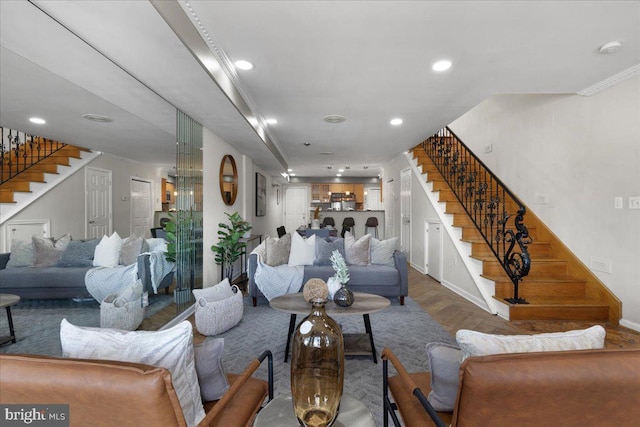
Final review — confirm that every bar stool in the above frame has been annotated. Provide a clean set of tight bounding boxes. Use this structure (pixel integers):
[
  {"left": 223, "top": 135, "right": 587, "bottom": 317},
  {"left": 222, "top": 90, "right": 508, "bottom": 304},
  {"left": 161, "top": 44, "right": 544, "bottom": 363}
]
[
  {"left": 322, "top": 217, "right": 335, "bottom": 227},
  {"left": 365, "top": 217, "right": 379, "bottom": 238},
  {"left": 341, "top": 217, "right": 355, "bottom": 238}
]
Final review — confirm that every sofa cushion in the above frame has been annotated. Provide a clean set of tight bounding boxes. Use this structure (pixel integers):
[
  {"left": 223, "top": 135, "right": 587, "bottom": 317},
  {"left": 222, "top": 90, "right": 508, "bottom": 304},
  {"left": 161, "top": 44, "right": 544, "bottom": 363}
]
[
  {"left": 456, "top": 325, "right": 606, "bottom": 361},
  {"left": 314, "top": 237, "right": 345, "bottom": 265},
  {"left": 344, "top": 231, "right": 371, "bottom": 265},
  {"left": 93, "top": 232, "right": 123, "bottom": 267},
  {"left": 265, "top": 233, "right": 291, "bottom": 266},
  {"left": 6, "top": 240, "right": 34, "bottom": 268},
  {"left": 194, "top": 337, "right": 229, "bottom": 401},
  {"left": 370, "top": 237, "right": 398, "bottom": 267},
  {"left": 119, "top": 235, "right": 144, "bottom": 266},
  {"left": 33, "top": 234, "right": 71, "bottom": 267},
  {"left": 288, "top": 232, "right": 316, "bottom": 266},
  {"left": 57, "top": 239, "right": 99, "bottom": 267},
  {"left": 60, "top": 319, "right": 206, "bottom": 427},
  {"left": 425, "top": 342, "right": 462, "bottom": 411}
]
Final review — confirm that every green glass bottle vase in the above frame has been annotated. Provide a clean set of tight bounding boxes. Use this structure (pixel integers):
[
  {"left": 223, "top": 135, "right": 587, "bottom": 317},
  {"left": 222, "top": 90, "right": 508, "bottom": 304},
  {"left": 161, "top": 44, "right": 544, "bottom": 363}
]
[{"left": 291, "top": 298, "right": 344, "bottom": 427}]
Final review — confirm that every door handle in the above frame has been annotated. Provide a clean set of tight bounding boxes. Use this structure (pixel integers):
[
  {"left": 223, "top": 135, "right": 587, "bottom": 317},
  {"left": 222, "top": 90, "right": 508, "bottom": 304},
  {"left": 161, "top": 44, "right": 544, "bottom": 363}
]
[{"left": 88, "top": 220, "right": 96, "bottom": 224}]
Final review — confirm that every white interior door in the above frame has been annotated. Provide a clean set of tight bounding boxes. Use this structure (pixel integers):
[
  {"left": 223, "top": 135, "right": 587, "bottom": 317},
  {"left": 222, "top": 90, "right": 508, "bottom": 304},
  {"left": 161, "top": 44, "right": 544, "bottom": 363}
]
[
  {"left": 365, "top": 188, "right": 383, "bottom": 211},
  {"left": 3, "top": 219, "right": 50, "bottom": 251},
  {"left": 131, "top": 178, "right": 152, "bottom": 237},
  {"left": 427, "top": 220, "right": 442, "bottom": 281},
  {"left": 86, "top": 167, "right": 112, "bottom": 239},
  {"left": 400, "top": 168, "right": 411, "bottom": 254},
  {"left": 284, "top": 186, "right": 308, "bottom": 235}
]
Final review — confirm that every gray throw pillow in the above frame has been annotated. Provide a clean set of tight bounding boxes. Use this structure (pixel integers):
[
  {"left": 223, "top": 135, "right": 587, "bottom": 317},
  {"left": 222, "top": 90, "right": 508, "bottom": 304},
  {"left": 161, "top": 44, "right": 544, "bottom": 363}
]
[
  {"left": 265, "top": 233, "right": 291, "bottom": 266},
  {"left": 314, "top": 237, "right": 345, "bottom": 265},
  {"left": 426, "top": 342, "right": 462, "bottom": 412},
  {"left": 119, "top": 235, "right": 144, "bottom": 266},
  {"left": 194, "top": 337, "right": 229, "bottom": 401},
  {"left": 370, "top": 237, "right": 398, "bottom": 266},
  {"left": 344, "top": 231, "right": 371, "bottom": 265},
  {"left": 6, "top": 240, "right": 34, "bottom": 268},
  {"left": 57, "top": 239, "right": 99, "bottom": 267},
  {"left": 32, "top": 234, "right": 71, "bottom": 267}
]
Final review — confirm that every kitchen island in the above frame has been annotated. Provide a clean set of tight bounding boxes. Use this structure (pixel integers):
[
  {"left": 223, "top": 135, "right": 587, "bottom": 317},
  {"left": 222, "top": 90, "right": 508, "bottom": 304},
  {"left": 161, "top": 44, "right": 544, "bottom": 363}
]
[{"left": 309, "top": 210, "right": 385, "bottom": 239}]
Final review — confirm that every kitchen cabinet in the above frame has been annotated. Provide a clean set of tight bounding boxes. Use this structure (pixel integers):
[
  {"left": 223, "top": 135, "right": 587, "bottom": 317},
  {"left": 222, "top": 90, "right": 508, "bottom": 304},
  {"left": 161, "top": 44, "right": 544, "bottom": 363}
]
[
  {"left": 312, "top": 184, "right": 331, "bottom": 202},
  {"left": 353, "top": 184, "right": 364, "bottom": 203},
  {"left": 162, "top": 178, "right": 176, "bottom": 206}
]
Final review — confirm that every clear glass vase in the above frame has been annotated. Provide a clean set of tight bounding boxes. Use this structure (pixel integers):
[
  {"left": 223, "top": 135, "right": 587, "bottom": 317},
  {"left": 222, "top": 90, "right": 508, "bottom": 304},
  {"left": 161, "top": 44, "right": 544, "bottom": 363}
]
[{"left": 291, "top": 298, "right": 344, "bottom": 427}]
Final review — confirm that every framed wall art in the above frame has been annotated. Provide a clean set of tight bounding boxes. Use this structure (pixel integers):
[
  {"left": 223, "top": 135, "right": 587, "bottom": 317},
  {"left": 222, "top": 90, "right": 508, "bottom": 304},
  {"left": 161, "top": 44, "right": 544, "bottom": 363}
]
[{"left": 256, "top": 172, "right": 266, "bottom": 216}]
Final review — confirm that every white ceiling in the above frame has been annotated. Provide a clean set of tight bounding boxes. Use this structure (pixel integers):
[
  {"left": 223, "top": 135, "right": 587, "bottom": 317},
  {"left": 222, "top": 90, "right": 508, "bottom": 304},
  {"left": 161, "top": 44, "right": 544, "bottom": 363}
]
[{"left": 1, "top": 1, "right": 639, "bottom": 179}]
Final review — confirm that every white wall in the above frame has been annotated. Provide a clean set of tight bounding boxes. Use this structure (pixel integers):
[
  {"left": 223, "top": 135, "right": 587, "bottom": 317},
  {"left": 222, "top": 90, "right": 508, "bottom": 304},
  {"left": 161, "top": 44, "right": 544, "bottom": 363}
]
[
  {"left": 1, "top": 152, "right": 164, "bottom": 250},
  {"left": 449, "top": 75, "right": 640, "bottom": 329},
  {"left": 202, "top": 127, "right": 283, "bottom": 286}
]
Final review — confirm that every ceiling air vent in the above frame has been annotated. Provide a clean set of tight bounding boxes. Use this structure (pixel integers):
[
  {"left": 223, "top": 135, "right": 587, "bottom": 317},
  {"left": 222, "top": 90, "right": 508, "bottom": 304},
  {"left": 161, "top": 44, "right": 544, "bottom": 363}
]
[
  {"left": 320, "top": 152, "right": 334, "bottom": 155},
  {"left": 323, "top": 115, "right": 346, "bottom": 124},
  {"left": 82, "top": 113, "right": 113, "bottom": 123}
]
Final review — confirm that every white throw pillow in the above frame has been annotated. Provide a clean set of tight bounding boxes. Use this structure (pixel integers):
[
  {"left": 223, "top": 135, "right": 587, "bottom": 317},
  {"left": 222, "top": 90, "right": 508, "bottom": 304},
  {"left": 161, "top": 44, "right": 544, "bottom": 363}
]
[
  {"left": 288, "top": 232, "right": 316, "bottom": 266},
  {"left": 192, "top": 278, "right": 234, "bottom": 303},
  {"left": 194, "top": 337, "right": 229, "bottom": 401},
  {"left": 145, "top": 237, "right": 168, "bottom": 253},
  {"left": 456, "top": 325, "right": 606, "bottom": 361},
  {"left": 60, "top": 319, "right": 205, "bottom": 427},
  {"left": 93, "top": 232, "right": 123, "bottom": 267}
]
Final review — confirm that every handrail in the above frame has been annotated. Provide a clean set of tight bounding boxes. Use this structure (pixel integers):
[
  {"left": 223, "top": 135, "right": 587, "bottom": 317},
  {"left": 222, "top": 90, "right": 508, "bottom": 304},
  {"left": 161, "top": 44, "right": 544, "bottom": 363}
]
[
  {"left": 1, "top": 127, "right": 67, "bottom": 185},
  {"left": 421, "top": 127, "right": 531, "bottom": 303}
]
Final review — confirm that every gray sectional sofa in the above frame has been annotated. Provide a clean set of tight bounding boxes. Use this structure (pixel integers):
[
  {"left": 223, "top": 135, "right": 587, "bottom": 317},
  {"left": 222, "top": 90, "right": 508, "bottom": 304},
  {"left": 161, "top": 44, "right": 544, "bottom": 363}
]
[
  {"left": 0, "top": 253, "right": 173, "bottom": 300},
  {"left": 248, "top": 250, "right": 408, "bottom": 306}
]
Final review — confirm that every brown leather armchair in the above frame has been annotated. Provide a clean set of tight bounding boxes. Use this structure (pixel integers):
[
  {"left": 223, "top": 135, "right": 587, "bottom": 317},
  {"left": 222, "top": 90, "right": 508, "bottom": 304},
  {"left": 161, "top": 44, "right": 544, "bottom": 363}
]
[
  {"left": 382, "top": 347, "right": 640, "bottom": 427},
  {"left": 0, "top": 350, "right": 274, "bottom": 427}
]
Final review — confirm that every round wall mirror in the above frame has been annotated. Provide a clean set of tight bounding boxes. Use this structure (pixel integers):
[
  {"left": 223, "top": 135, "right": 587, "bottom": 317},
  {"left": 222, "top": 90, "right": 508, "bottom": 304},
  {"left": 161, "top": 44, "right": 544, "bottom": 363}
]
[{"left": 219, "top": 154, "right": 238, "bottom": 205}]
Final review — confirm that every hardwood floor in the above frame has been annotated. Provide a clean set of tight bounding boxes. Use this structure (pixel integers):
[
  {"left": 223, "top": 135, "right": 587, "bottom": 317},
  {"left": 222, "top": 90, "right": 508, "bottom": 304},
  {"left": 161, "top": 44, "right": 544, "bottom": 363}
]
[
  {"left": 409, "top": 267, "right": 640, "bottom": 348},
  {"left": 143, "top": 267, "right": 639, "bottom": 348}
]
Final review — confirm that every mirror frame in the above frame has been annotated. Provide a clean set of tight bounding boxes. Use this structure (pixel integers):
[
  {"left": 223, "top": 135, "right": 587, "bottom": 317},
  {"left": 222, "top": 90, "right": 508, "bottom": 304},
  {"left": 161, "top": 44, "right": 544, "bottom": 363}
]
[{"left": 219, "top": 154, "right": 238, "bottom": 206}]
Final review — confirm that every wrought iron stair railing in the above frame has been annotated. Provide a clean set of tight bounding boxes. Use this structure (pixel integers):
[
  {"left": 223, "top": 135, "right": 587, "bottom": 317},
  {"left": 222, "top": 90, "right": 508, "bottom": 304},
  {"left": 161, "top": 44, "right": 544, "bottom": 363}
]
[
  {"left": 421, "top": 127, "right": 532, "bottom": 304},
  {"left": 1, "top": 127, "right": 68, "bottom": 185}
]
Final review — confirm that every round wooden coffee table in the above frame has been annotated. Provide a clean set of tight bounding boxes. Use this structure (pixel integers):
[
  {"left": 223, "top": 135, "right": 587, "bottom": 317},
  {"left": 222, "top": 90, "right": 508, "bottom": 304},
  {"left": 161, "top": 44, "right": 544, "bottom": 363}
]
[
  {"left": 0, "top": 293, "right": 20, "bottom": 345},
  {"left": 270, "top": 292, "right": 390, "bottom": 363}
]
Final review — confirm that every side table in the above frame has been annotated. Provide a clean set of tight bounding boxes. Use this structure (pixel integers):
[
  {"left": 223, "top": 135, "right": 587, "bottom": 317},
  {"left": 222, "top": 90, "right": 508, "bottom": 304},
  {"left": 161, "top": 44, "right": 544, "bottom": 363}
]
[
  {"left": 253, "top": 392, "right": 375, "bottom": 427},
  {"left": 0, "top": 293, "right": 20, "bottom": 345}
]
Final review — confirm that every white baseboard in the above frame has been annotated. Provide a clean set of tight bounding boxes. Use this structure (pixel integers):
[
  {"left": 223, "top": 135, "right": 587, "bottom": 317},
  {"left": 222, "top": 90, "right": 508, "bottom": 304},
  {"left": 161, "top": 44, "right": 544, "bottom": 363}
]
[
  {"left": 440, "top": 279, "right": 492, "bottom": 313},
  {"left": 620, "top": 318, "right": 640, "bottom": 333},
  {"left": 410, "top": 262, "right": 426, "bottom": 275}
]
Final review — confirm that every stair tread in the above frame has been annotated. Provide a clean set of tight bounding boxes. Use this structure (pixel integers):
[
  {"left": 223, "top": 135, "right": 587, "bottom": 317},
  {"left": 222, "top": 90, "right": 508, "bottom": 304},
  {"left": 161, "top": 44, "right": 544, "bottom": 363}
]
[
  {"left": 496, "top": 295, "right": 606, "bottom": 306},
  {"left": 472, "top": 254, "right": 563, "bottom": 263},
  {"left": 483, "top": 273, "right": 585, "bottom": 283}
]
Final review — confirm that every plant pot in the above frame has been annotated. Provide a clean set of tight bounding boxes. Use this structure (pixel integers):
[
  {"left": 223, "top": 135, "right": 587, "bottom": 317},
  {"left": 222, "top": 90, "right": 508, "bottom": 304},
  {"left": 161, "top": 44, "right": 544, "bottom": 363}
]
[{"left": 311, "top": 219, "right": 320, "bottom": 229}]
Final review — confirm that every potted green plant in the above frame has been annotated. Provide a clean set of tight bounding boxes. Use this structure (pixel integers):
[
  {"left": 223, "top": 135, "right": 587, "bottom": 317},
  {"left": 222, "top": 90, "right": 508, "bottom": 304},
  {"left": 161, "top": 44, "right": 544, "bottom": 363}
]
[
  {"left": 163, "top": 213, "right": 177, "bottom": 263},
  {"left": 211, "top": 212, "right": 252, "bottom": 281}
]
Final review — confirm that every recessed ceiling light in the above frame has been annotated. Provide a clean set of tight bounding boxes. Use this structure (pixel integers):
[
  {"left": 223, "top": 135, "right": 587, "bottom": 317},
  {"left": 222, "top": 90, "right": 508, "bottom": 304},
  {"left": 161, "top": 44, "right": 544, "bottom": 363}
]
[
  {"left": 323, "top": 114, "right": 346, "bottom": 123},
  {"left": 287, "top": 168, "right": 293, "bottom": 172},
  {"left": 29, "top": 117, "right": 46, "bottom": 124},
  {"left": 265, "top": 118, "right": 278, "bottom": 125},
  {"left": 336, "top": 173, "right": 342, "bottom": 177},
  {"left": 338, "top": 169, "right": 345, "bottom": 173},
  {"left": 390, "top": 118, "right": 403, "bottom": 126},
  {"left": 599, "top": 41, "right": 622, "bottom": 54},
  {"left": 290, "top": 173, "right": 296, "bottom": 177},
  {"left": 304, "top": 142, "right": 311, "bottom": 146},
  {"left": 432, "top": 60, "right": 452, "bottom": 72},
  {"left": 82, "top": 113, "right": 113, "bottom": 123},
  {"left": 234, "top": 60, "right": 254, "bottom": 70}
]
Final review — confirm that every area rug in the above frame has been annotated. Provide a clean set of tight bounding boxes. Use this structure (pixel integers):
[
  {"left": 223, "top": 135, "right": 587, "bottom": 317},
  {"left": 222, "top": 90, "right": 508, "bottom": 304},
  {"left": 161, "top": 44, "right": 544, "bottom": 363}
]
[
  {"left": 216, "top": 296, "right": 455, "bottom": 425},
  {"left": 0, "top": 294, "right": 454, "bottom": 426},
  {"left": 0, "top": 294, "right": 174, "bottom": 356}
]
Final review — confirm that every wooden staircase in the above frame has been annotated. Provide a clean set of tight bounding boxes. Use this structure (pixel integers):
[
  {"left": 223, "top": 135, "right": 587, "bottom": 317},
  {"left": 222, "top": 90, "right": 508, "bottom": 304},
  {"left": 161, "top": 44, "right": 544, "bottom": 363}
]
[
  {"left": 412, "top": 146, "right": 621, "bottom": 325},
  {"left": 1, "top": 144, "right": 89, "bottom": 203}
]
